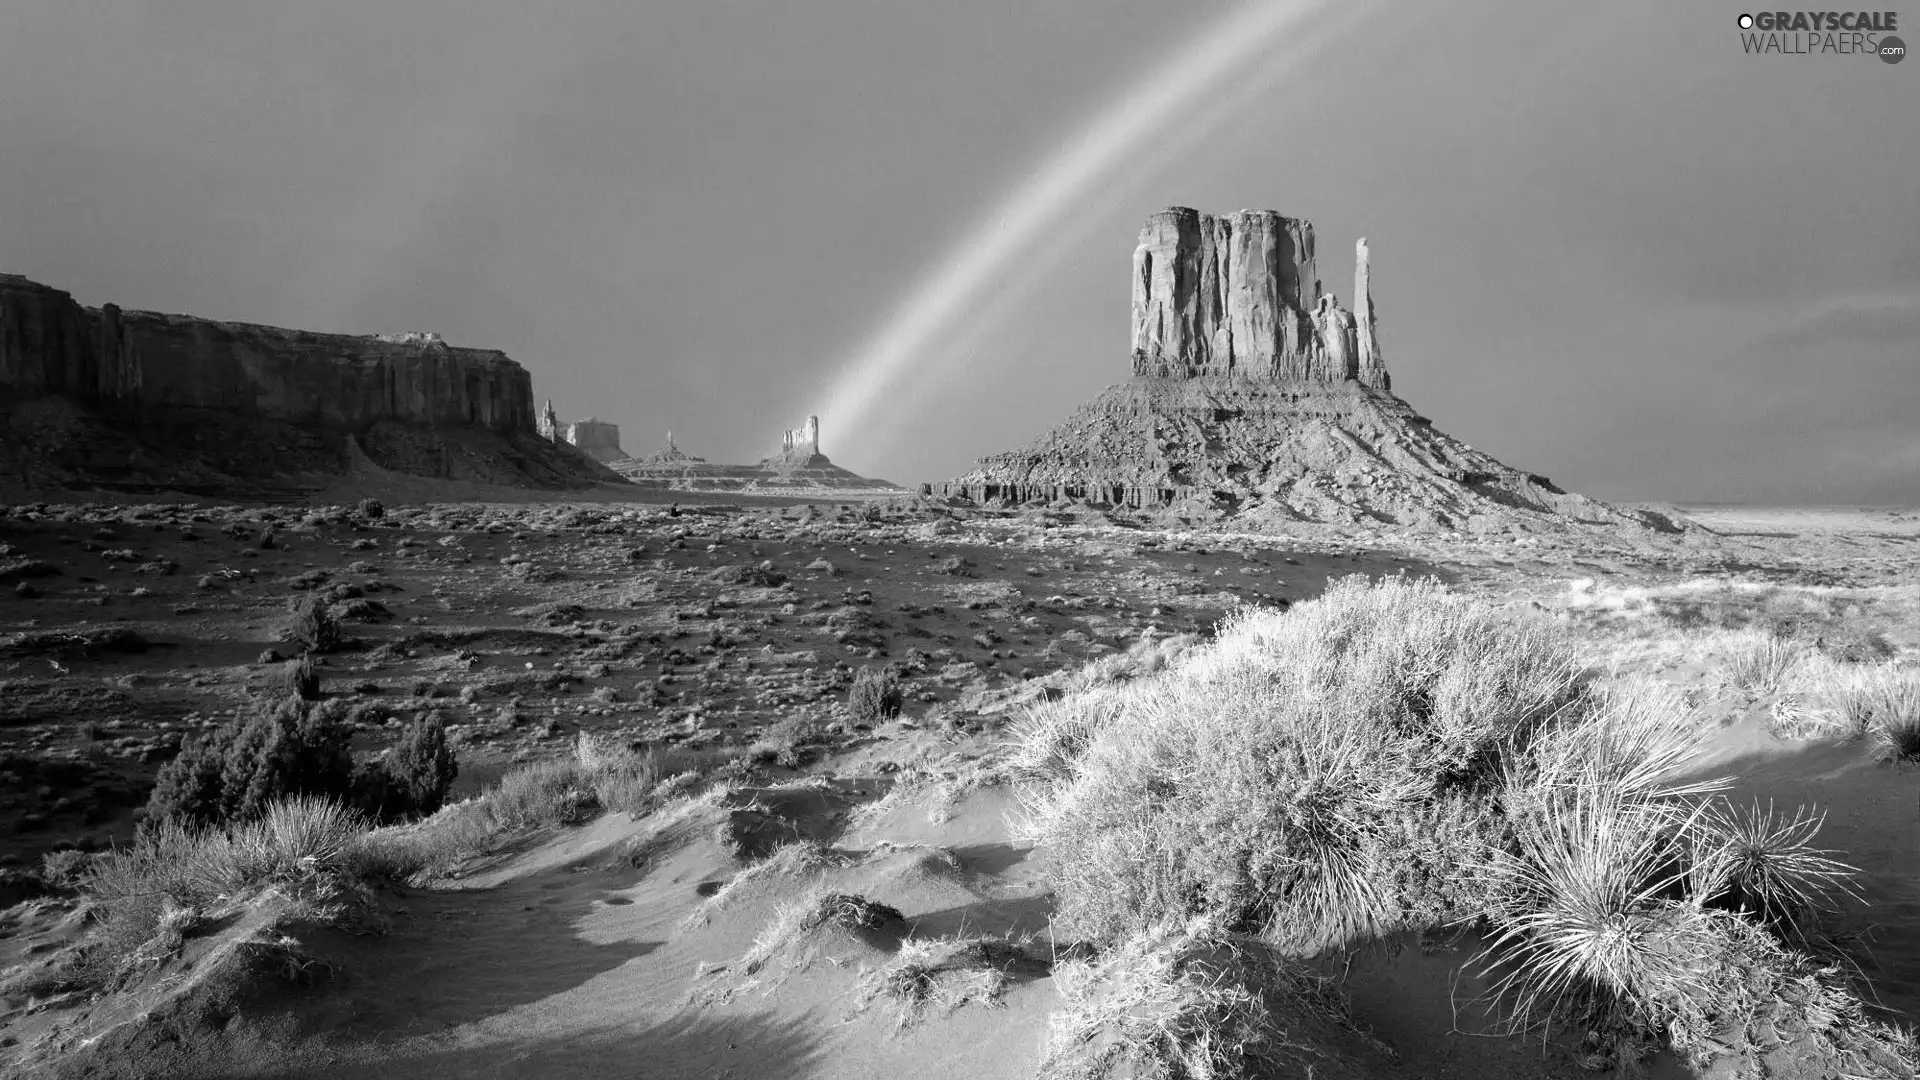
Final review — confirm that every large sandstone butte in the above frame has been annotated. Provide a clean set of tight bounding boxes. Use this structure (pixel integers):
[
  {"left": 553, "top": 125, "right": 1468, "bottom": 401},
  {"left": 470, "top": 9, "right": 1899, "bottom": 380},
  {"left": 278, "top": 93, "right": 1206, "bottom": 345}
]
[
  {"left": 928, "top": 207, "right": 1681, "bottom": 533},
  {"left": 0, "top": 273, "right": 619, "bottom": 495}
]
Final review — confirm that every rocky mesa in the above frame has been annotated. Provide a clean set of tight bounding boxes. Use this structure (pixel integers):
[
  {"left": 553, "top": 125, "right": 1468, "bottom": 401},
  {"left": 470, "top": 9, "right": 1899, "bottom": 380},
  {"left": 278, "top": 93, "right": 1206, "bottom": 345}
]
[
  {"left": 0, "top": 274, "right": 619, "bottom": 495},
  {"left": 928, "top": 207, "right": 1683, "bottom": 535}
]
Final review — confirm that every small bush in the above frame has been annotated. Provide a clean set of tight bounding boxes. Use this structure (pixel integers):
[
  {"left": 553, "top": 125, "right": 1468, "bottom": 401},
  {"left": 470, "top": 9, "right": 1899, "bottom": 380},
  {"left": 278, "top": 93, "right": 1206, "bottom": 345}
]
[
  {"left": 145, "top": 696, "right": 356, "bottom": 830},
  {"left": 288, "top": 596, "right": 342, "bottom": 654},
  {"left": 847, "top": 665, "right": 904, "bottom": 725},
  {"left": 83, "top": 796, "right": 368, "bottom": 982},
  {"left": 486, "top": 757, "right": 598, "bottom": 829},
  {"left": 1849, "top": 668, "right": 1920, "bottom": 764},
  {"left": 40, "top": 848, "right": 96, "bottom": 890},
  {"left": 1025, "top": 576, "right": 1581, "bottom": 952},
  {"left": 356, "top": 498, "right": 385, "bottom": 519},
  {"left": 271, "top": 656, "right": 321, "bottom": 700},
  {"left": 1041, "top": 927, "right": 1364, "bottom": 1080},
  {"left": 356, "top": 713, "right": 459, "bottom": 823},
  {"left": 857, "top": 935, "right": 1037, "bottom": 1027},
  {"left": 0, "top": 557, "right": 61, "bottom": 583},
  {"left": 574, "top": 732, "right": 720, "bottom": 816}
]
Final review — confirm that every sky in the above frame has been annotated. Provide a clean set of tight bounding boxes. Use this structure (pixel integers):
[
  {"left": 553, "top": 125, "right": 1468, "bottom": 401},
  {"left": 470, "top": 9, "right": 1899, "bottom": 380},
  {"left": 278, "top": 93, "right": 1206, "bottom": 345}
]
[{"left": 1, "top": 0, "right": 1915, "bottom": 504}]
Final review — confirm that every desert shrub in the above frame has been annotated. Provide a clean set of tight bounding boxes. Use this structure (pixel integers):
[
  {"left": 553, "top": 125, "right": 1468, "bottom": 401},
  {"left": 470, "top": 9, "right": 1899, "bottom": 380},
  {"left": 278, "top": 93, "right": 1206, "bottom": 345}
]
[
  {"left": 485, "top": 757, "right": 597, "bottom": 828},
  {"left": 1685, "top": 798, "right": 1858, "bottom": 934},
  {"left": 145, "top": 696, "right": 356, "bottom": 830},
  {"left": 857, "top": 935, "right": 1039, "bottom": 1027},
  {"left": 1815, "top": 626, "right": 1895, "bottom": 665},
  {"left": 1023, "top": 575, "right": 1582, "bottom": 952},
  {"left": 335, "top": 597, "right": 391, "bottom": 621},
  {"left": 355, "top": 713, "right": 460, "bottom": 823},
  {"left": 1851, "top": 668, "right": 1920, "bottom": 764},
  {"left": 847, "top": 665, "right": 904, "bottom": 724},
  {"left": 356, "top": 498, "right": 384, "bottom": 519},
  {"left": 287, "top": 595, "right": 342, "bottom": 654},
  {"left": 347, "top": 798, "right": 496, "bottom": 883},
  {"left": 271, "top": 656, "right": 321, "bottom": 700},
  {"left": 709, "top": 562, "right": 787, "bottom": 587},
  {"left": 83, "top": 796, "right": 367, "bottom": 983},
  {"left": 1041, "top": 926, "right": 1365, "bottom": 1080},
  {"left": 573, "top": 732, "right": 721, "bottom": 816},
  {"left": 1471, "top": 774, "right": 1900, "bottom": 1070},
  {"left": 1721, "top": 629, "right": 1803, "bottom": 695},
  {"left": 40, "top": 848, "right": 96, "bottom": 890},
  {"left": 0, "top": 557, "right": 61, "bottom": 583}
]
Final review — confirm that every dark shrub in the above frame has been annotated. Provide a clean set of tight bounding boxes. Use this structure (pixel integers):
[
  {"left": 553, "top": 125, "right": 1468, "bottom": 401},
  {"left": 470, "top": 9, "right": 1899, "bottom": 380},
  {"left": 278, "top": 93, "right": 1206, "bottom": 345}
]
[
  {"left": 357, "top": 498, "right": 385, "bottom": 519},
  {"left": 272, "top": 656, "right": 321, "bottom": 700},
  {"left": 288, "top": 596, "right": 342, "bottom": 654},
  {"left": 847, "top": 665, "right": 904, "bottom": 725},
  {"left": 145, "top": 696, "right": 355, "bottom": 830},
  {"left": 357, "top": 714, "right": 460, "bottom": 823}
]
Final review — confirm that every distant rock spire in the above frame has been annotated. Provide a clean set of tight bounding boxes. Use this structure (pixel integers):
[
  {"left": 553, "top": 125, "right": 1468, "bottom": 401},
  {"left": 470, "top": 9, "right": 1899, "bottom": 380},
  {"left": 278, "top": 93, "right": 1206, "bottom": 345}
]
[{"left": 1355, "top": 238, "right": 1386, "bottom": 391}]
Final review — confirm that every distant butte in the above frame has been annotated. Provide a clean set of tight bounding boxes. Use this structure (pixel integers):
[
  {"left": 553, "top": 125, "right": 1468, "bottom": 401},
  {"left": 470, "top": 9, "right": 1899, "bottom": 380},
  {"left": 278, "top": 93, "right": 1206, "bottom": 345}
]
[
  {"left": 925, "top": 207, "right": 1685, "bottom": 535},
  {"left": 614, "top": 415, "right": 899, "bottom": 494}
]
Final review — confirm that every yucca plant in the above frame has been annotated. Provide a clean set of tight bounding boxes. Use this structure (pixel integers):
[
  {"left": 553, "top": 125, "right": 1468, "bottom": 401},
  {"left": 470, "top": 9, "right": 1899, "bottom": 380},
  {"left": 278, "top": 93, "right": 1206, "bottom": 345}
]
[
  {"left": 1472, "top": 781, "right": 1713, "bottom": 1028},
  {"left": 1683, "top": 798, "right": 1859, "bottom": 936}
]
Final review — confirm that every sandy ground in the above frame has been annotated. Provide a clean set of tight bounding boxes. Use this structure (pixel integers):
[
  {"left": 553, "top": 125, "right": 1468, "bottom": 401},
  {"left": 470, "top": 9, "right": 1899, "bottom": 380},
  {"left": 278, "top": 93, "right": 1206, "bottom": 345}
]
[{"left": 1, "top": 499, "right": 1916, "bottom": 1078}]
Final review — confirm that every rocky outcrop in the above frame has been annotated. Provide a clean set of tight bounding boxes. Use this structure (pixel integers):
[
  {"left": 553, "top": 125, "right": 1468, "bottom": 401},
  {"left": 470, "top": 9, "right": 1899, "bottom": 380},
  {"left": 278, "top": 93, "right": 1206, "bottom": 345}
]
[
  {"left": 928, "top": 208, "right": 1679, "bottom": 534},
  {"left": 780, "top": 416, "right": 820, "bottom": 456},
  {"left": 0, "top": 273, "right": 616, "bottom": 494},
  {"left": 536, "top": 400, "right": 626, "bottom": 462},
  {"left": 613, "top": 417, "right": 899, "bottom": 493},
  {"left": 1128, "top": 208, "right": 1385, "bottom": 388}
]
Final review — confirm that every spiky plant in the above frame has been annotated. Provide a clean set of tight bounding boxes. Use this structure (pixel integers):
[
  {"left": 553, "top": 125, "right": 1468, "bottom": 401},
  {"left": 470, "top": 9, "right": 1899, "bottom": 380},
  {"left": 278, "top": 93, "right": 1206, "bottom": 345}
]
[
  {"left": 1685, "top": 798, "right": 1860, "bottom": 934},
  {"left": 1721, "top": 629, "right": 1802, "bottom": 696},
  {"left": 1473, "top": 781, "right": 1713, "bottom": 1029}
]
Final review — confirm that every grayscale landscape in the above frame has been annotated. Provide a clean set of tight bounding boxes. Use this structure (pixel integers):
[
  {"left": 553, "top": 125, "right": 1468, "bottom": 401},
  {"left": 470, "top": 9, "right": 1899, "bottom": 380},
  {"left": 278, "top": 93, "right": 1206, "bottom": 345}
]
[{"left": 1, "top": 4, "right": 1915, "bottom": 1079}]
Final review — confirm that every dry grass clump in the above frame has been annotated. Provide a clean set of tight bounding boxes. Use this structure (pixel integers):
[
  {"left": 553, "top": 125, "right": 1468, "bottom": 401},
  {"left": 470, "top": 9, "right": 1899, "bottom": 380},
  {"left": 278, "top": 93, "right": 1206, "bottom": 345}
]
[
  {"left": 1720, "top": 628, "right": 1805, "bottom": 695},
  {"left": 80, "top": 796, "right": 382, "bottom": 986},
  {"left": 727, "top": 887, "right": 906, "bottom": 988},
  {"left": 855, "top": 935, "right": 1042, "bottom": 1028},
  {"left": 1022, "top": 576, "right": 1916, "bottom": 1075},
  {"left": 1766, "top": 660, "right": 1920, "bottom": 748},
  {"left": 1023, "top": 574, "right": 1582, "bottom": 952},
  {"left": 683, "top": 839, "right": 853, "bottom": 928},
  {"left": 348, "top": 735, "right": 730, "bottom": 880},
  {"left": 1040, "top": 924, "right": 1370, "bottom": 1080},
  {"left": 485, "top": 733, "right": 722, "bottom": 829},
  {"left": 1845, "top": 667, "right": 1920, "bottom": 764}
]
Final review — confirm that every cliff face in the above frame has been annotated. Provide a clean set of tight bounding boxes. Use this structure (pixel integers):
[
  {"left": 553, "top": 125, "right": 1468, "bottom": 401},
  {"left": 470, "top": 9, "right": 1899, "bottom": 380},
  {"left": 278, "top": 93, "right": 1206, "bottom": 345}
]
[
  {"left": 1129, "top": 208, "right": 1385, "bottom": 389},
  {"left": 1, "top": 275, "right": 534, "bottom": 433},
  {"left": 0, "top": 273, "right": 615, "bottom": 494}
]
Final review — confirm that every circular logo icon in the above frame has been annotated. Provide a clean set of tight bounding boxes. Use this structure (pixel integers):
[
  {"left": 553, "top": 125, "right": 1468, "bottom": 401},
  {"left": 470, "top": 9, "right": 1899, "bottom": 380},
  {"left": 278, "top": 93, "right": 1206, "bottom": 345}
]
[
  {"left": 1881, "top": 34, "right": 1906, "bottom": 63},
  {"left": 1738, "top": 13, "right": 1754, "bottom": 28}
]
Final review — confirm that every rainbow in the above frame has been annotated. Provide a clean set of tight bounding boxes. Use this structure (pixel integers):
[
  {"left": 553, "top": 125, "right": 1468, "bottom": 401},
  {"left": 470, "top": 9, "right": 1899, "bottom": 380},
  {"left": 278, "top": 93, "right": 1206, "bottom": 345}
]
[{"left": 818, "top": 0, "right": 1375, "bottom": 465}]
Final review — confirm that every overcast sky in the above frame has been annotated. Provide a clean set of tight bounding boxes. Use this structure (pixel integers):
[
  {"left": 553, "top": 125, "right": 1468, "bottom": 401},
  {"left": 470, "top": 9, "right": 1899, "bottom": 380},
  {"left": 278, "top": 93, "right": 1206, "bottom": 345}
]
[{"left": 2, "top": 0, "right": 1915, "bottom": 504}]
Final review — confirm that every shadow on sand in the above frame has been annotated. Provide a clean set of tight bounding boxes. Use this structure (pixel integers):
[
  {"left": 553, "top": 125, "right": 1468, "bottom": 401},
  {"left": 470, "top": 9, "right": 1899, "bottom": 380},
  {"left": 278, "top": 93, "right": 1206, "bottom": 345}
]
[{"left": 237, "top": 1010, "right": 829, "bottom": 1080}]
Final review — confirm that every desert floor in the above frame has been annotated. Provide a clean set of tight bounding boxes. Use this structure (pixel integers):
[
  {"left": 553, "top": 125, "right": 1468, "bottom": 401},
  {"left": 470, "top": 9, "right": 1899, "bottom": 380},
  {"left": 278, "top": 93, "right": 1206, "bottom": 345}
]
[{"left": 1, "top": 496, "right": 1915, "bottom": 1078}]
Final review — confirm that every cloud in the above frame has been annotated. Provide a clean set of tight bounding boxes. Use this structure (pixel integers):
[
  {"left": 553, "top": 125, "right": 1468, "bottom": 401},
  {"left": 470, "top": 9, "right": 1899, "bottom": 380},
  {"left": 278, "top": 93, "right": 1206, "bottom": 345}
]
[{"left": 1756, "top": 298, "right": 1920, "bottom": 350}]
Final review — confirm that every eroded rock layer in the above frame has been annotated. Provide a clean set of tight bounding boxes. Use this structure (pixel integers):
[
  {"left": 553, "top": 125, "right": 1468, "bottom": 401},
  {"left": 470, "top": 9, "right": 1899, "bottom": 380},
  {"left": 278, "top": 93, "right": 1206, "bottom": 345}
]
[
  {"left": 929, "top": 207, "right": 1679, "bottom": 533},
  {"left": 0, "top": 274, "right": 617, "bottom": 494}
]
